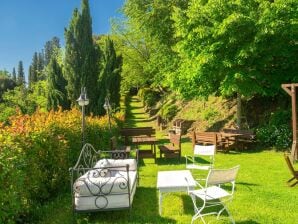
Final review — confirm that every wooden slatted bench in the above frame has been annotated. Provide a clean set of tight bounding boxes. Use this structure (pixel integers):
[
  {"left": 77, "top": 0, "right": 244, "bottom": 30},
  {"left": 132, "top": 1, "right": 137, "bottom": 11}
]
[
  {"left": 190, "top": 131, "right": 217, "bottom": 150},
  {"left": 120, "top": 127, "right": 155, "bottom": 145},
  {"left": 120, "top": 127, "right": 156, "bottom": 162}
]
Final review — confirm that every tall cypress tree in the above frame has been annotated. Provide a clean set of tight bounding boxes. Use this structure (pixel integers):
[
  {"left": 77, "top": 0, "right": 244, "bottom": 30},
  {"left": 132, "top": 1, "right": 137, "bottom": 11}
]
[
  {"left": 44, "top": 37, "right": 60, "bottom": 66},
  {"left": 64, "top": 0, "right": 99, "bottom": 114},
  {"left": 37, "top": 52, "right": 45, "bottom": 80},
  {"left": 99, "top": 38, "right": 122, "bottom": 113},
  {"left": 30, "top": 52, "right": 39, "bottom": 84},
  {"left": 64, "top": 8, "right": 81, "bottom": 106},
  {"left": 17, "top": 60, "right": 25, "bottom": 86},
  {"left": 12, "top": 67, "right": 16, "bottom": 82},
  {"left": 47, "top": 57, "right": 68, "bottom": 110},
  {"left": 28, "top": 65, "right": 33, "bottom": 88}
]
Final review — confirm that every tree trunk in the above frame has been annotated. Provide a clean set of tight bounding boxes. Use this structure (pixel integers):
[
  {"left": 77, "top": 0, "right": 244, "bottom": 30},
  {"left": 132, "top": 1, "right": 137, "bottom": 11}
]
[{"left": 236, "top": 93, "right": 242, "bottom": 129}]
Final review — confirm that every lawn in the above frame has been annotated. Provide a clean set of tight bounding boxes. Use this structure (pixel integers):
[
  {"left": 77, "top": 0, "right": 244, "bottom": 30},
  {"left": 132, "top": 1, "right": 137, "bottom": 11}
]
[{"left": 38, "top": 96, "right": 298, "bottom": 224}]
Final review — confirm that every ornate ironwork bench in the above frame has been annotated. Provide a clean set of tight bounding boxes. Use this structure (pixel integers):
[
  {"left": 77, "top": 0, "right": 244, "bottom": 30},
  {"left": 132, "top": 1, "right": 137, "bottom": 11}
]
[{"left": 69, "top": 143, "right": 139, "bottom": 214}]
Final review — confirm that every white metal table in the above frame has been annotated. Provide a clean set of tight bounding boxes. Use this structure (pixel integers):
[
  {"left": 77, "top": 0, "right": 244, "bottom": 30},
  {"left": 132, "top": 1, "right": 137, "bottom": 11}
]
[{"left": 156, "top": 170, "right": 196, "bottom": 215}]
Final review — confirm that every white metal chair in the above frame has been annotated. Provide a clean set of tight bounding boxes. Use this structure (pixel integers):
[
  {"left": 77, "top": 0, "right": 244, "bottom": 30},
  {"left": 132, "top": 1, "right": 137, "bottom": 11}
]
[
  {"left": 186, "top": 165, "right": 240, "bottom": 224},
  {"left": 185, "top": 144, "right": 216, "bottom": 171}
]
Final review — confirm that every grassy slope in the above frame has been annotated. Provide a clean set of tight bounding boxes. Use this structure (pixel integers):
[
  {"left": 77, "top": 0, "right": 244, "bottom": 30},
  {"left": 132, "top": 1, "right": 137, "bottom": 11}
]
[{"left": 39, "top": 96, "right": 298, "bottom": 224}]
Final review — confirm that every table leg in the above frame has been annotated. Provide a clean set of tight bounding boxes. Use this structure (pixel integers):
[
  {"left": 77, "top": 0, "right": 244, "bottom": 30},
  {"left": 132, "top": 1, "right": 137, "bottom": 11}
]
[
  {"left": 153, "top": 143, "right": 156, "bottom": 163},
  {"left": 159, "top": 190, "right": 162, "bottom": 215}
]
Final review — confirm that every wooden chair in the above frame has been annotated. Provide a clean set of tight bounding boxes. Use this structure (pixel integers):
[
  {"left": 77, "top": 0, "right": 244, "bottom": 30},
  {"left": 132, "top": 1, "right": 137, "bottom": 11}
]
[
  {"left": 284, "top": 153, "right": 298, "bottom": 187},
  {"left": 158, "top": 133, "right": 181, "bottom": 161},
  {"left": 191, "top": 131, "right": 217, "bottom": 149}
]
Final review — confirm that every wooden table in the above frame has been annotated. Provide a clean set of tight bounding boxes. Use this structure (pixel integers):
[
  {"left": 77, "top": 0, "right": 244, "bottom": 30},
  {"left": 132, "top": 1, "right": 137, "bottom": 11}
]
[
  {"left": 157, "top": 170, "right": 196, "bottom": 215},
  {"left": 219, "top": 132, "right": 244, "bottom": 149},
  {"left": 132, "top": 136, "right": 157, "bottom": 162}
]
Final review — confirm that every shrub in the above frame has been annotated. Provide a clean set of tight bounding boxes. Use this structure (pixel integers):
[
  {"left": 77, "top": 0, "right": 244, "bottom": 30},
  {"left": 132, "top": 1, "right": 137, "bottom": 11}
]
[
  {"left": 137, "top": 88, "right": 160, "bottom": 109},
  {"left": 256, "top": 109, "right": 292, "bottom": 150},
  {"left": 200, "top": 107, "right": 220, "bottom": 125},
  {"left": 162, "top": 104, "right": 178, "bottom": 121},
  {"left": 256, "top": 124, "right": 292, "bottom": 149},
  {"left": 0, "top": 108, "right": 123, "bottom": 223}
]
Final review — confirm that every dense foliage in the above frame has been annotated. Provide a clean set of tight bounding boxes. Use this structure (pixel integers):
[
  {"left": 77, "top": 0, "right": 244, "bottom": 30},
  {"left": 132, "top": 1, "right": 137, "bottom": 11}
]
[
  {"left": 0, "top": 70, "right": 16, "bottom": 102},
  {"left": 118, "top": 0, "right": 297, "bottom": 99},
  {"left": 0, "top": 108, "right": 123, "bottom": 223}
]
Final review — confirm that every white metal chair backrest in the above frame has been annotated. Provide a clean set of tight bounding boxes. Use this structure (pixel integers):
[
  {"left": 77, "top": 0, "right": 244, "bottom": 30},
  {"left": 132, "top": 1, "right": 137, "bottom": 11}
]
[
  {"left": 194, "top": 144, "right": 216, "bottom": 156},
  {"left": 207, "top": 165, "right": 240, "bottom": 186}
]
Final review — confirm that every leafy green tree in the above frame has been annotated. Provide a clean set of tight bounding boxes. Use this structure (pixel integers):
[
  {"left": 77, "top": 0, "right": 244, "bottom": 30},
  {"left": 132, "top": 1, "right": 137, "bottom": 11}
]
[
  {"left": 0, "top": 70, "right": 10, "bottom": 77},
  {"left": 47, "top": 57, "right": 68, "bottom": 110},
  {"left": 111, "top": 24, "right": 150, "bottom": 92},
  {"left": 170, "top": 0, "right": 298, "bottom": 127},
  {"left": 119, "top": 0, "right": 188, "bottom": 91},
  {"left": 3, "top": 81, "right": 48, "bottom": 115},
  {"left": 64, "top": 0, "right": 99, "bottom": 114},
  {"left": 172, "top": 0, "right": 297, "bottom": 99},
  {"left": 0, "top": 70, "right": 16, "bottom": 102},
  {"left": 17, "top": 60, "right": 25, "bottom": 86}
]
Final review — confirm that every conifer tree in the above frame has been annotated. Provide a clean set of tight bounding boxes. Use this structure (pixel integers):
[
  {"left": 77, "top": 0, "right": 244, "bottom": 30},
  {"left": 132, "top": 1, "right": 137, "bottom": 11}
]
[
  {"left": 47, "top": 57, "right": 68, "bottom": 110},
  {"left": 30, "top": 52, "right": 39, "bottom": 84},
  {"left": 100, "top": 38, "right": 122, "bottom": 113},
  {"left": 17, "top": 61, "right": 25, "bottom": 86},
  {"left": 64, "top": 0, "right": 99, "bottom": 114},
  {"left": 28, "top": 65, "right": 33, "bottom": 88},
  {"left": 37, "top": 52, "right": 45, "bottom": 80},
  {"left": 44, "top": 37, "right": 60, "bottom": 66},
  {"left": 12, "top": 67, "right": 16, "bottom": 82}
]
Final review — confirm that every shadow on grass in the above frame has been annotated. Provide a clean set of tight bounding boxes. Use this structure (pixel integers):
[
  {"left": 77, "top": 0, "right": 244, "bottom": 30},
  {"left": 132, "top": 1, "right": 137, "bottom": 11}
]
[
  {"left": 237, "top": 220, "right": 260, "bottom": 224},
  {"left": 82, "top": 187, "right": 175, "bottom": 223},
  {"left": 181, "top": 196, "right": 257, "bottom": 223},
  {"left": 155, "top": 157, "right": 185, "bottom": 166}
]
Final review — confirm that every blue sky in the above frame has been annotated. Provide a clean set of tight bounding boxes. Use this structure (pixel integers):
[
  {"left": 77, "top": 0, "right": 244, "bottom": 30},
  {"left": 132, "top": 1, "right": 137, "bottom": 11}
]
[{"left": 0, "top": 0, "right": 124, "bottom": 77}]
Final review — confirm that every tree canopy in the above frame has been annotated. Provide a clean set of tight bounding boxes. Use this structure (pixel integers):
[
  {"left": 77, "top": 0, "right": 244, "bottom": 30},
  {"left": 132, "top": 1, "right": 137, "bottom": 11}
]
[{"left": 116, "top": 0, "right": 298, "bottom": 100}]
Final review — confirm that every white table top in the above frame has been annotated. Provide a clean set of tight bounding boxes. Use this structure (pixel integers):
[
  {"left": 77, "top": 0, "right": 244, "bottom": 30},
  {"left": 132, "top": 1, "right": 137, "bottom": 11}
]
[{"left": 157, "top": 170, "right": 196, "bottom": 192}]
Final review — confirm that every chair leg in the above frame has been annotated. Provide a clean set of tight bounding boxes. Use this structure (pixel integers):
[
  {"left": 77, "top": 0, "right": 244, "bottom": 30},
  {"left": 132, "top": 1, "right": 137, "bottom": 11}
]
[
  {"left": 192, "top": 213, "right": 206, "bottom": 224},
  {"left": 287, "top": 177, "right": 295, "bottom": 183},
  {"left": 217, "top": 203, "right": 235, "bottom": 224},
  {"left": 190, "top": 195, "right": 206, "bottom": 224},
  {"left": 289, "top": 180, "right": 298, "bottom": 187}
]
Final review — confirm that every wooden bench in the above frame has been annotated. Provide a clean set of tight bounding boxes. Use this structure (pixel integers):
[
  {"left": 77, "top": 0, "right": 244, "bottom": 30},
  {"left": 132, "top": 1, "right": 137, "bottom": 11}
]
[
  {"left": 191, "top": 131, "right": 217, "bottom": 150},
  {"left": 158, "top": 133, "right": 181, "bottom": 161},
  {"left": 120, "top": 127, "right": 156, "bottom": 162},
  {"left": 120, "top": 127, "right": 155, "bottom": 145}
]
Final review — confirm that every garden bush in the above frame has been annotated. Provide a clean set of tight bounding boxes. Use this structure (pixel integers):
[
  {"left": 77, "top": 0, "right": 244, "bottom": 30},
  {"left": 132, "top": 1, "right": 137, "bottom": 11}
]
[
  {"left": 256, "top": 109, "right": 292, "bottom": 149},
  {"left": 137, "top": 88, "right": 160, "bottom": 110},
  {"left": 162, "top": 104, "right": 178, "bottom": 122},
  {"left": 0, "top": 108, "right": 123, "bottom": 223},
  {"left": 256, "top": 124, "right": 292, "bottom": 149}
]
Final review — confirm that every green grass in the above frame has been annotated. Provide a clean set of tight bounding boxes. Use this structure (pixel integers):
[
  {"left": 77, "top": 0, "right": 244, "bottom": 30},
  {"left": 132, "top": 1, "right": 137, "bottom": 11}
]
[{"left": 38, "top": 96, "right": 298, "bottom": 224}]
